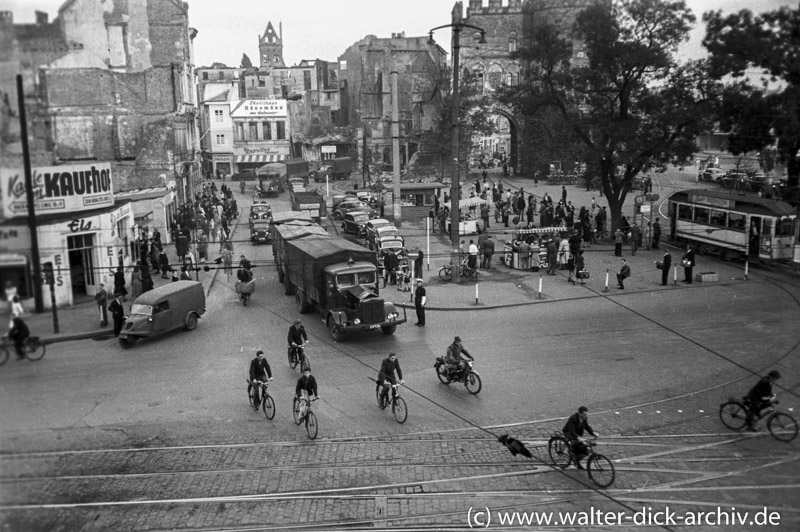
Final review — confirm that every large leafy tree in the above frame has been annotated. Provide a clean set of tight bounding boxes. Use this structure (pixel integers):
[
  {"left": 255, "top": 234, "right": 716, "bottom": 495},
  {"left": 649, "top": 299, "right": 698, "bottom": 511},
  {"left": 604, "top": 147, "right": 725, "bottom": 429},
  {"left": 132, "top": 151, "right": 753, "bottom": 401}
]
[
  {"left": 502, "top": 0, "right": 718, "bottom": 231},
  {"left": 703, "top": 5, "right": 800, "bottom": 189}
]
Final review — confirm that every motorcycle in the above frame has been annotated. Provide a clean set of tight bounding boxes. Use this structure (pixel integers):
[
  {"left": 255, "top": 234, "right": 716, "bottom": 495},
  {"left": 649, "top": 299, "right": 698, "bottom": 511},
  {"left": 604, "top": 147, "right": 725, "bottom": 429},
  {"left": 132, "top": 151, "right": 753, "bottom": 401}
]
[{"left": 434, "top": 357, "right": 482, "bottom": 395}]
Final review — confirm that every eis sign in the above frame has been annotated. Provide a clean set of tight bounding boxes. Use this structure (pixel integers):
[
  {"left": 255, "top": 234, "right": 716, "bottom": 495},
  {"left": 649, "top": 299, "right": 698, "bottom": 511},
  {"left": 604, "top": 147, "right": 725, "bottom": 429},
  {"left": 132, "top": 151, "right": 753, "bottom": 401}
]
[{"left": 1, "top": 163, "right": 114, "bottom": 216}]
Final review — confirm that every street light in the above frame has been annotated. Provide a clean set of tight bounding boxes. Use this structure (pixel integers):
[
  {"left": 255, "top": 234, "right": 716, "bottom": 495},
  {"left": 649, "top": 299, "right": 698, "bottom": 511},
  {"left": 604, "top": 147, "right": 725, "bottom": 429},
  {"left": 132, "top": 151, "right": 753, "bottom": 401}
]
[{"left": 428, "top": 22, "right": 486, "bottom": 282}]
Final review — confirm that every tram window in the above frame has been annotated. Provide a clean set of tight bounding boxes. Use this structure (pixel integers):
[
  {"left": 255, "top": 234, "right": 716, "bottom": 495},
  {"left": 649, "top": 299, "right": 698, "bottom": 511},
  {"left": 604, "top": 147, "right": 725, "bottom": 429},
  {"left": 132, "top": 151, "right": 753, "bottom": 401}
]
[
  {"left": 694, "top": 207, "right": 710, "bottom": 224},
  {"left": 727, "top": 212, "right": 745, "bottom": 232},
  {"left": 777, "top": 218, "right": 794, "bottom": 237},
  {"left": 763, "top": 218, "right": 774, "bottom": 239},
  {"left": 677, "top": 204, "right": 692, "bottom": 221},
  {"left": 709, "top": 209, "right": 726, "bottom": 227}
]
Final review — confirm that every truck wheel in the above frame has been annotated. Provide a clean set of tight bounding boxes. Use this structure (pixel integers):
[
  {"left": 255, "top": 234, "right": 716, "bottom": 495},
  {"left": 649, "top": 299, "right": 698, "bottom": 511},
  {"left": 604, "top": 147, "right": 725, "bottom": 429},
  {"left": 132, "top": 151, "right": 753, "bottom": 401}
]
[
  {"left": 295, "top": 290, "right": 308, "bottom": 314},
  {"left": 285, "top": 280, "right": 294, "bottom": 296},
  {"left": 381, "top": 325, "right": 396, "bottom": 335},
  {"left": 119, "top": 336, "right": 139, "bottom": 349},
  {"left": 327, "top": 317, "right": 344, "bottom": 342},
  {"left": 185, "top": 313, "right": 198, "bottom": 331}
]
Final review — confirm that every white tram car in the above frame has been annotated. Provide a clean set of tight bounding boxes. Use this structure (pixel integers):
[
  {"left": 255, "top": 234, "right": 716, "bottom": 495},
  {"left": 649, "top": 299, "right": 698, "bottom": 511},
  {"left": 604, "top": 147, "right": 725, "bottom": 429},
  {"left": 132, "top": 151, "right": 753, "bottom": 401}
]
[{"left": 667, "top": 189, "right": 798, "bottom": 262}]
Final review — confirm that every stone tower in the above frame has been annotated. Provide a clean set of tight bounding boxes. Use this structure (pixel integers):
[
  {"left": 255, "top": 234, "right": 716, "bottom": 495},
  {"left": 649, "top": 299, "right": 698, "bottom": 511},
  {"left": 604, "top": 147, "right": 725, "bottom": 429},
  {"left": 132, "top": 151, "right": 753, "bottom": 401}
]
[{"left": 259, "top": 21, "right": 284, "bottom": 70}]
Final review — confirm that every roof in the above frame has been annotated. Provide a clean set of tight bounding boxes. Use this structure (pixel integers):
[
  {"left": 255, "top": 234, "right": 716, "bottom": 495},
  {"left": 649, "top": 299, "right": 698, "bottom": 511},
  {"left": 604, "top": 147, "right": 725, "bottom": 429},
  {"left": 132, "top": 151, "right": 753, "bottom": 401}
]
[
  {"left": 669, "top": 189, "right": 796, "bottom": 217},
  {"left": 271, "top": 211, "right": 313, "bottom": 224},
  {"left": 115, "top": 187, "right": 174, "bottom": 201},
  {"left": 133, "top": 281, "right": 202, "bottom": 305},
  {"left": 399, "top": 182, "right": 446, "bottom": 191}
]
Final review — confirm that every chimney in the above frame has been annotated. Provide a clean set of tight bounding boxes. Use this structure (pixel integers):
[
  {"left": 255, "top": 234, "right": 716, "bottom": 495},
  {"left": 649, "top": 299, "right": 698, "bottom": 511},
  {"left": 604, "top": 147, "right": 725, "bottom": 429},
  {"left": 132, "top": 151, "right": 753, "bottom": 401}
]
[
  {"left": 35, "top": 11, "right": 48, "bottom": 25},
  {"left": 0, "top": 11, "right": 13, "bottom": 24}
]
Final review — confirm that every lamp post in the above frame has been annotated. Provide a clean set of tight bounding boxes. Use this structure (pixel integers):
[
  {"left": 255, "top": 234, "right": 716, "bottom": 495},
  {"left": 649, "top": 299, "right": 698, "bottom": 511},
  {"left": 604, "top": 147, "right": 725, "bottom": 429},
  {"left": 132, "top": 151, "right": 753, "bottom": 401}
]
[{"left": 429, "top": 22, "right": 486, "bottom": 282}]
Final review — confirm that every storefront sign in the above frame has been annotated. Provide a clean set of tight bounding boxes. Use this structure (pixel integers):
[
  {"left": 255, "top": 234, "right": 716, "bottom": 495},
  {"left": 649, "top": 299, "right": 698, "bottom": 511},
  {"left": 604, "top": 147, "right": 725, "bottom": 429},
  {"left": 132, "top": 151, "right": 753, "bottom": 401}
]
[
  {"left": 231, "top": 99, "right": 287, "bottom": 118},
  {"left": 1, "top": 163, "right": 114, "bottom": 216},
  {"left": 321, "top": 146, "right": 337, "bottom": 154}
]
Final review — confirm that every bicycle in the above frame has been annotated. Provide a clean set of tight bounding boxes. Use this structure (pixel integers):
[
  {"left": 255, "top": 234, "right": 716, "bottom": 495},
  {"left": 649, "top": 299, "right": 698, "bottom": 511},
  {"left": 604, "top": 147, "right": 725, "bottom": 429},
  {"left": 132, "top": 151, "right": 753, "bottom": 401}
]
[
  {"left": 288, "top": 341, "right": 310, "bottom": 371},
  {"left": 375, "top": 380, "right": 408, "bottom": 424},
  {"left": 0, "top": 336, "right": 46, "bottom": 366},
  {"left": 547, "top": 433, "right": 615, "bottom": 488},
  {"left": 293, "top": 396, "right": 320, "bottom": 439},
  {"left": 438, "top": 259, "right": 478, "bottom": 281},
  {"left": 246, "top": 378, "right": 275, "bottom": 420},
  {"left": 719, "top": 395, "right": 797, "bottom": 442}
]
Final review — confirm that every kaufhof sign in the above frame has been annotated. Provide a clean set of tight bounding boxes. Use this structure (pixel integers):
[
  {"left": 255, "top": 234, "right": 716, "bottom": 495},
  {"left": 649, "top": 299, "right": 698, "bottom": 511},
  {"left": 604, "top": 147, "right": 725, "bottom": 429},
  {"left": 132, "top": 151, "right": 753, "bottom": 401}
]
[{"left": 1, "top": 163, "right": 114, "bottom": 216}]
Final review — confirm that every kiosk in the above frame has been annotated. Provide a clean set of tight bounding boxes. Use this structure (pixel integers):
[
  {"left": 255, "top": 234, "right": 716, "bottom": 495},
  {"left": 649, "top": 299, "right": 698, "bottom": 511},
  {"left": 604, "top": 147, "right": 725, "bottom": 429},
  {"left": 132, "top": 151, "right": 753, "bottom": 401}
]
[{"left": 444, "top": 196, "right": 487, "bottom": 235}]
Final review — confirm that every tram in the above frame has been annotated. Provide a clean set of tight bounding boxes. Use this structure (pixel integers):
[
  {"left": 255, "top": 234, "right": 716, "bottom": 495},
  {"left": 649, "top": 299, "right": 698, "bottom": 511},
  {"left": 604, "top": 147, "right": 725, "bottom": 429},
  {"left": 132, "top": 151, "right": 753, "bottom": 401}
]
[{"left": 667, "top": 189, "right": 798, "bottom": 262}]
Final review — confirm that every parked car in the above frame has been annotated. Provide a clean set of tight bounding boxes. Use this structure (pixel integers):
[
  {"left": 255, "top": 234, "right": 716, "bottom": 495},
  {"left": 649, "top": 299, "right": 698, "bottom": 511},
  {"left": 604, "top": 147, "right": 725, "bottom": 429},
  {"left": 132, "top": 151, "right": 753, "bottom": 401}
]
[
  {"left": 748, "top": 171, "right": 774, "bottom": 192},
  {"left": 720, "top": 171, "right": 750, "bottom": 191},
  {"left": 700, "top": 167, "right": 726, "bottom": 183},
  {"left": 332, "top": 200, "right": 375, "bottom": 220},
  {"left": 377, "top": 235, "right": 405, "bottom": 256},
  {"left": 365, "top": 218, "right": 393, "bottom": 245},
  {"left": 341, "top": 211, "right": 371, "bottom": 236},
  {"left": 118, "top": 282, "right": 205, "bottom": 349},
  {"left": 374, "top": 225, "right": 402, "bottom": 248}
]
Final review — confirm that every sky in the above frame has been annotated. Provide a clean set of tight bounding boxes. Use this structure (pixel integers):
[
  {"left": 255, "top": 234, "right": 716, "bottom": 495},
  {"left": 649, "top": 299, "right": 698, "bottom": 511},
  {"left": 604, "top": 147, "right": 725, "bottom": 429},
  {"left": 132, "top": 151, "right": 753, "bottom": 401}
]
[{"left": 1, "top": 0, "right": 791, "bottom": 68}]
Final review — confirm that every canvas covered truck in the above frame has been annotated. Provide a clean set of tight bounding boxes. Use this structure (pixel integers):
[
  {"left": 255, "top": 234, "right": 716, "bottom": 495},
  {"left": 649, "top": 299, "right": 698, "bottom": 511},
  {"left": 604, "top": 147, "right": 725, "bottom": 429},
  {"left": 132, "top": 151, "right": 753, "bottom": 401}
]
[
  {"left": 289, "top": 186, "right": 327, "bottom": 222},
  {"left": 331, "top": 157, "right": 354, "bottom": 180},
  {"left": 256, "top": 158, "right": 309, "bottom": 197},
  {"left": 272, "top": 224, "right": 406, "bottom": 341}
]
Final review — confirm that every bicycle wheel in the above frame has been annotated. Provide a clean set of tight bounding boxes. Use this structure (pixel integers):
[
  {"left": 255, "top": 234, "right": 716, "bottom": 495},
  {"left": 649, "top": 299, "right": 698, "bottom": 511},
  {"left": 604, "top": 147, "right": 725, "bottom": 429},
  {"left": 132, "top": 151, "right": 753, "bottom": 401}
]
[
  {"left": 0, "top": 346, "right": 9, "bottom": 366},
  {"left": 262, "top": 395, "right": 276, "bottom": 420},
  {"left": 465, "top": 267, "right": 478, "bottom": 281},
  {"left": 25, "top": 340, "right": 46, "bottom": 361},
  {"left": 305, "top": 411, "right": 318, "bottom": 439},
  {"left": 292, "top": 397, "right": 302, "bottom": 425},
  {"left": 767, "top": 412, "right": 798, "bottom": 442},
  {"left": 439, "top": 266, "right": 451, "bottom": 281},
  {"left": 376, "top": 383, "right": 387, "bottom": 409},
  {"left": 392, "top": 397, "right": 408, "bottom": 424},
  {"left": 247, "top": 384, "right": 255, "bottom": 408},
  {"left": 548, "top": 435, "right": 571, "bottom": 468},
  {"left": 464, "top": 371, "right": 482, "bottom": 395},
  {"left": 719, "top": 400, "right": 748, "bottom": 430},
  {"left": 587, "top": 453, "right": 615, "bottom": 488}
]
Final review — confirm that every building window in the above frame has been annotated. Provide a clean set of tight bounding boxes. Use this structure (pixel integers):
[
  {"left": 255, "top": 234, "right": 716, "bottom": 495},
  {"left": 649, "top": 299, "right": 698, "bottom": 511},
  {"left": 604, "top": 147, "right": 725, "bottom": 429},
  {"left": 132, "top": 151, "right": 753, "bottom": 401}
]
[
  {"left": 236, "top": 123, "right": 244, "bottom": 141},
  {"left": 276, "top": 121, "right": 285, "bottom": 140},
  {"left": 259, "top": 76, "right": 266, "bottom": 87},
  {"left": 202, "top": 72, "right": 208, "bottom": 80},
  {"left": 303, "top": 70, "right": 312, "bottom": 90},
  {"left": 262, "top": 122, "right": 271, "bottom": 140},
  {"left": 339, "top": 60, "right": 347, "bottom": 71},
  {"left": 215, "top": 134, "right": 225, "bottom": 145},
  {"left": 214, "top": 110, "right": 224, "bottom": 123},
  {"left": 218, "top": 71, "right": 224, "bottom": 80},
  {"left": 508, "top": 32, "right": 518, "bottom": 53},
  {"left": 249, "top": 122, "right": 258, "bottom": 140}
]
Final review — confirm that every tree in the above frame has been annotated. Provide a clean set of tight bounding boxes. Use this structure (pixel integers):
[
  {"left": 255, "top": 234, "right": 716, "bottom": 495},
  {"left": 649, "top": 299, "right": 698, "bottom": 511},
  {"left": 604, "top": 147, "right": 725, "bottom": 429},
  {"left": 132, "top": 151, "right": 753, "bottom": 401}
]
[
  {"left": 241, "top": 54, "right": 253, "bottom": 68},
  {"left": 703, "top": 5, "right": 800, "bottom": 189},
  {"left": 502, "top": 0, "right": 718, "bottom": 232}
]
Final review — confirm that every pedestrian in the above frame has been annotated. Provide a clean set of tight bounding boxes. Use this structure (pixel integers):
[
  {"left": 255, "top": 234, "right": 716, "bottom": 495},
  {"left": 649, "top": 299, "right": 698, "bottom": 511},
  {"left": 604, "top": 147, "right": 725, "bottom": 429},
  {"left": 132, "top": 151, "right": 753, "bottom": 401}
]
[
  {"left": 159, "top": 249, "right": 170, "bottom": 279},
  {"left": 130, "top": 264, "right": 143, "bottom": 301},
  {"left": 468, "top": 240, "right": 478, "bottom": 269},
  {"left": 140, "top": 268, "right": 154, "bottom": 293},
  {"left": 652, "top": 218, "right": 662, "bottom": 249},
  {"left": 481, "top": 203, "right": 490, "bottom": 229},
  {"left": 617, "top": 258, "right": 631, "bottom": 289},
  {"left": 614, "top": 228, "right": 623, "bottom": 256},
  {"left": 658, "top": 249, "right": 672, "bottom": 286},
  {"left": 519, "top": 239, "right": 531, "bottom": 270},
  {"left": 558, "top": 237, "right": 570, "bottom": 270},
  {"left": 482, "top": 234, "right": 495, "bottom": 268},
  {"left": 575, "top": 249, "right": 586, "bottom": 284},
  {"left": 629, "top": 224, "right": 640, "bottom": 256},
  {"left": 621, "top": 216, "right": 631, "bottom": 244},
  {"left": 546, "top": 239, "right": 558, "bottom": 275},
  {"left": 414, "top": 249, "right": 424, "bottom": 280},
  {"left": 681, "top": 244, "right": 695, "bottom": 284},
  {"left": 561, "top": 185, "right": 567, "bottom": 204},
  {"left": 4, "top": 281, "right": 24, "bottom": 316},
  {"left": 95, "top": 283, "right": 108, "bottom": 327},
  {"left": 438, "top": 207, "right": 449, "bottom": 233},
  {"left": 113, "top": 267, "right": 128, "bottom": 301},
  {"left": 108, "top": 292, "right": 125, "bottom": 337},
  {"left": 414, "top": 279, "right": 426, "bottom": 327}
]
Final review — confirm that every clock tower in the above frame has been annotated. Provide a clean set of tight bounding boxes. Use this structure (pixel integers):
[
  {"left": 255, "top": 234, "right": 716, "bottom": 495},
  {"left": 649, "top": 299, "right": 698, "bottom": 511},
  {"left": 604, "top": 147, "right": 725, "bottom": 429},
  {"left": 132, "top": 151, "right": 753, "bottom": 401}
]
[{"left": 259, "top": 21, "right": 285, "bottom": 70}]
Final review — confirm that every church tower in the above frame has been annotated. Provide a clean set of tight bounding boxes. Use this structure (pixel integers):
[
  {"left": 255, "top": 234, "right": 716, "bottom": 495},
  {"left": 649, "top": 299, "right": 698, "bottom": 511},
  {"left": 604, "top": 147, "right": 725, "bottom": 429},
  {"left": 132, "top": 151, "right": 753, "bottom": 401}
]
[{"left": 258, "top": 21, "right": 285, "bottom": 70}]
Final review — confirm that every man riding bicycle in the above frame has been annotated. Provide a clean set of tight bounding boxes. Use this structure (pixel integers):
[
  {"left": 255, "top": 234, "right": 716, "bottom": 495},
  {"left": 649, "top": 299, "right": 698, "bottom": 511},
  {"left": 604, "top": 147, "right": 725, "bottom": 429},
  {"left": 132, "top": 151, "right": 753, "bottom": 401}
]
[
  {"left": 288, "top": 319, "right": 309, "bottom": 368},
  {"left": 7, "top": 314, "right": 30, "bottom": 361},
  {"left": 563, "top": 406, "right": 599, "bottom": 469},
  {"left": 378, "top": 352, "right": 404, "bottom": 407},
  {"left": 248, "top": 350, "right": 273, "bottom": 409},
  {"left": 295, "top": 366, "right": 318, "bottom": 420},
  {"left": 444, "top": 336, "right": 473, "bottom": 376},
  {"left": 746, "top": 370, "right": 781, "bottom": 432}
]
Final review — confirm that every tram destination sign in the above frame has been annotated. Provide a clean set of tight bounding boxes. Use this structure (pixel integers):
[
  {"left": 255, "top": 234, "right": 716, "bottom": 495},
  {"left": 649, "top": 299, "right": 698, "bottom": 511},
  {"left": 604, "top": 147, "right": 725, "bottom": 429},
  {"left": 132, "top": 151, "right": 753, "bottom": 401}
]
[
  {"left": 688, "top": 194, "right": 734, "bottom": 210},
  {"left": 1, "top": 163, "right": 114, "bottom": 216}
]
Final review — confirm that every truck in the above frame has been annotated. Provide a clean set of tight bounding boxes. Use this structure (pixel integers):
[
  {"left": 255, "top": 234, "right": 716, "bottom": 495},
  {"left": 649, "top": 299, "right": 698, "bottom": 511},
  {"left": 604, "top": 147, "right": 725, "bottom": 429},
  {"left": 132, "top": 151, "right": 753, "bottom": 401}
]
[
  {"left": 255, "top": 158, "right": 309, "bottom": 197},
  {"left": 289, "top": 184, "right": 327, "bottom": 222},
  {"left": 267, "top": 211, "right": 315, "bottom": 245},
  {"left": 272, "top": 223, "right": 406, "bottom": 341},
  {"left": 331, "top": 157, "right": 354, "bottom": 180}
]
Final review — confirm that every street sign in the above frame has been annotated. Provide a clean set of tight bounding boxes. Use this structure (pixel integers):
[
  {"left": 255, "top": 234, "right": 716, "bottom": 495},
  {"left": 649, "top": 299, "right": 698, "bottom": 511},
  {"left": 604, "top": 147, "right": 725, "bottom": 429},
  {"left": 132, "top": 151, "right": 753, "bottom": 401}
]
[{"left": 645, "top": 193, "right": 660, "bottom": 202}]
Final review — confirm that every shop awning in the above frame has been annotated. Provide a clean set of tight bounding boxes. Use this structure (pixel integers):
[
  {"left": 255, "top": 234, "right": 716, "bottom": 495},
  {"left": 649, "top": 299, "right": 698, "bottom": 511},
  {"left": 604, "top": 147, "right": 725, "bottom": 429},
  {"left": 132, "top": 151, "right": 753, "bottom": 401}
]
[
  {"left": 444, "top": 196, "right": 487, "bottom": 210},
  {"left": 234, "top": 154, "right": 287, "bottom": 164}
]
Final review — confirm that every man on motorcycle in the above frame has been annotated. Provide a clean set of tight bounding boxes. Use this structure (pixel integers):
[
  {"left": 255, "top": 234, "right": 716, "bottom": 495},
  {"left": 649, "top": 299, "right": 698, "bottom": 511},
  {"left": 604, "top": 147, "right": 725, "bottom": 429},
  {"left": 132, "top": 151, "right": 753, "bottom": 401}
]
[
  {"left": 444, "top": 336, "right": 473, "bottom": 378},
  {"left": 377, "top": 352, "right": 404, "bottom": 407},
  {"left": 288, "top": 319, "right": 309, "bottom": 368}
]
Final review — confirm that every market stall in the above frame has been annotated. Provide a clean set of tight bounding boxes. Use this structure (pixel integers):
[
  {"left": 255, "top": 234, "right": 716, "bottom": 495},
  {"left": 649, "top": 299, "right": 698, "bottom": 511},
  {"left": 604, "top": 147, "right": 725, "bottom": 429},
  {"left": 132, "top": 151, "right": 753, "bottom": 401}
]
[{"left": 443, "top": 196, "right": 487, "bottom": 235}]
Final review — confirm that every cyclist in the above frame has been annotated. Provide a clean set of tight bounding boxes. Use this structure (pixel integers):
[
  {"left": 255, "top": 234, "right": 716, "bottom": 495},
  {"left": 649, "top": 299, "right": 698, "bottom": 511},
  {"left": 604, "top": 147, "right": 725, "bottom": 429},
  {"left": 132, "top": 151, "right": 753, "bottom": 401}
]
[
  {"left": 248, "top": 350, "right": 273, "bottom": 410},
  {"left": 287, "top": 319, "right": 309, "bottom": 368},
  {"left": 7, "top": 313, "right": 30, "bottom": 361},
  {"left": 746, "top": 370, "right": 782, "bottom": 431},
  {"left": 238, "top": 255, "right": 253, "bottom": 272},
  {"left": 562, "top": 406, "right": 599, "bottom": 469},
  {"left": 295, "top": 366, "right": 319, "bottom": 420},
  {"left": 444, "top": 336, "right": 474, "bottom": 377},
  {"left": 377, "top": 352, "right": 404, "bottom": 407}
]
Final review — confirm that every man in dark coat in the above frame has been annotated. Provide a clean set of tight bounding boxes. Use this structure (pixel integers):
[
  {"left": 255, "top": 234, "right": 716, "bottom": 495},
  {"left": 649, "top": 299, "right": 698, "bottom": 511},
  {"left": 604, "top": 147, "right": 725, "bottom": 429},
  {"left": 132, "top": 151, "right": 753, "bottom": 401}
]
[
  {"left": 562, "top": 406, "right": 599, "bottom": 469},
  {"left": 107, "top": 293, "right": 126, "bottom": 337},
  {"left": 617, "top": 258, "right": 631, "bottom": 289},
  {"left": 414, "top": 279, "right": 427, "bottom": 327},
  {"left": 681, "top": 245, "right": 695, "bottom": 284},
  {"left": 660, "top": 249, "right": 672, "bottom": 286}
]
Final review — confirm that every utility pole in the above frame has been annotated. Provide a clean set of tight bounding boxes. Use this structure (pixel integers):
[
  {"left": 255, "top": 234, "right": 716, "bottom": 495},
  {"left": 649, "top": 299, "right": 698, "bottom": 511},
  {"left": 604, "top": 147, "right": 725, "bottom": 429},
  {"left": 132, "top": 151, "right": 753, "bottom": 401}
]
[
  {"left": 17, "top": 74, "right": 44, "bottom": 312},
  {"left": 391, "top": 71, "right": 401, "bottom": 227}
]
